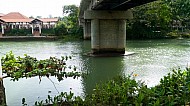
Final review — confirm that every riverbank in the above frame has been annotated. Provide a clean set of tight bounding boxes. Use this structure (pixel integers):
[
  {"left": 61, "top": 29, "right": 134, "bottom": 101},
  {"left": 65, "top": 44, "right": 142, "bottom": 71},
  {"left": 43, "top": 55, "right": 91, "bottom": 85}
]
[{"left": 0, "top": 36, "right": 58, "bottom": 41}]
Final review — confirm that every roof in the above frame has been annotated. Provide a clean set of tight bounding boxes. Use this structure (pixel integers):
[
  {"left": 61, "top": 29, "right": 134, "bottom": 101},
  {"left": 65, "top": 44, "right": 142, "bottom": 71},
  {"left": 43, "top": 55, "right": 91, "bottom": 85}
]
[
  {"left": 1, "top": 19, "right": 33, "bottom": 23},
  {"left": 31, "top": 18, "right": 59, "bottom": 23},
  {"left": 0, "top": 12, "right": 59, "bottom": 23},
  {"left": 0, "top": 12, "right": 31, "bottom": 23},
  {"left": 1, "top": 12, "right": 28, "bottom": 19},
  {"left": 0, "top": 13, "right": 5, "bottom": 17}
]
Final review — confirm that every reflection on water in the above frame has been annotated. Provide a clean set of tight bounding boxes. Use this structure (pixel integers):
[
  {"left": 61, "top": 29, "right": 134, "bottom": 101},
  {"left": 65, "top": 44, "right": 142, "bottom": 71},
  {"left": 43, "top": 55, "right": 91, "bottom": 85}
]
[
  {"left": 81, "top": 57, "right": 124, "bottom": 94},
  {"left": 0, "top": 39, "right": 190, "bottom": 105}
]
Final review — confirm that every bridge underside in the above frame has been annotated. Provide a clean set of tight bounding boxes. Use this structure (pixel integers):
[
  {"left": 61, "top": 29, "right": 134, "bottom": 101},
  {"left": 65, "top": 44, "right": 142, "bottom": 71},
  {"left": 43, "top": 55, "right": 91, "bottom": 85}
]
[
  {"left": 80, "top": 0, "right": 157, "bottom": 55},
  {"left": 92, "top": 0, "right": 156, "bottom": 10}
]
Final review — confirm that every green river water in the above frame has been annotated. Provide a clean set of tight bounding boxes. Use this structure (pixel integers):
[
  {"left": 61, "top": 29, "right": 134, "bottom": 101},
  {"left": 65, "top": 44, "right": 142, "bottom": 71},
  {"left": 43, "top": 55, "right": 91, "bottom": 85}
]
[{"left": 0, "top": 39, "right": 190, "bottom": 105}]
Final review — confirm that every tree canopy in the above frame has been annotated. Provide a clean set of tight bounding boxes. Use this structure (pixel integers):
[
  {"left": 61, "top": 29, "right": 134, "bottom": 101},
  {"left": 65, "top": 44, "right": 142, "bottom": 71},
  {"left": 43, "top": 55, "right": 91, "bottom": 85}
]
[
  {"left": 127, "top": 0, "right": 190, "bottom": 39},
  {"left": 54, "top": 5, "right": 83, "bottom": 38}
]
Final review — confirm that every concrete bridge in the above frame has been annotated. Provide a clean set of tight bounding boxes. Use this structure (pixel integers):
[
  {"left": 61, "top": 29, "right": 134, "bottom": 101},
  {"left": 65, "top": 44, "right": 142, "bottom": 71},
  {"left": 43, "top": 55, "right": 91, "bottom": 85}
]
[{"left": 79, "top": 0, "right": 157, "bottom": 55}]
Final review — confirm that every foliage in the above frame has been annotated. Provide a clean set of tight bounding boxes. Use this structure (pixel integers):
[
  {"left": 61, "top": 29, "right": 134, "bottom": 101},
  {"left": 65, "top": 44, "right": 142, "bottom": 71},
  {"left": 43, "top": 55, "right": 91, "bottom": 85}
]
[
  {"left": 153, "top": 68, "right": 190, "bottom": 105},
  {"left": 33, "top": 68, "right": 190, "bottom": 106},
  {"left": 42, "top": 28, "right": 55, "bottom": 36},
  {"left": 127, "top": 0, "right": 190, "bottom": 39},
  {"left": 1, "top": 51, "right": 83, "bottom": 81},
  {"left": 62, "top": 5, "right": 82, "bottom": 36},
  {"left": 4, "top": 28, "right": 56, "bottom": 36},
  {"left": 5, "top": 29, "right": 32, "bottom": 36},
  {"left": 54, "top": 5, "right": 83, "bottom": 38},
  {"left": 85, "top": 68, "right": 190, "bottom": 105},
  {"left": 54, "top": 21, "right": 68, "bottom": 36},
  {"left": 32, "top": 91, "right": 84, "bottom": 106},
  {"left": 84, "top": 75, "right": 150, "bottom": 106}
]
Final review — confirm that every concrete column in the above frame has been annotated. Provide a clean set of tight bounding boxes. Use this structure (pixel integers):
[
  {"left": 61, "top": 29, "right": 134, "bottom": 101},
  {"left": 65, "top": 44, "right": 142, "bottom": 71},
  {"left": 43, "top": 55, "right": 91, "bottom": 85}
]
[
  {"left": 48, "top": 22, "right": 50, "bottom": 29},
  {"left": 19, "top": 23, "right": 21, "bottom": 29},
  {"left": 84, "top": 20, "right": 91, "bottom": 40},
  {"left": 11, "top": 24, "right": 14, "bottom": 29},
  {"left": 91, "top": 19, "right": 100, "bottom": 52},
  {"left": 39, "top": 24, "right": 41, "bottom": 34},
  {"left": 31, "top": 24, "right": 34, "bottom": 34},
  {"left": 84, "top": 10, "right": 132, "bottom": 55},
  {"left": 1, "top": 24, "right": 4, "bottom": 35}
]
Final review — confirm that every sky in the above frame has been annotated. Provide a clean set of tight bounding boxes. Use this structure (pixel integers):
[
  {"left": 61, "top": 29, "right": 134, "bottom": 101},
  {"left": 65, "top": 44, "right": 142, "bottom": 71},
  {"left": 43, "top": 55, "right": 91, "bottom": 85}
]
[{"left": 0, "top": 0, "right": 81, "bottom": 18}]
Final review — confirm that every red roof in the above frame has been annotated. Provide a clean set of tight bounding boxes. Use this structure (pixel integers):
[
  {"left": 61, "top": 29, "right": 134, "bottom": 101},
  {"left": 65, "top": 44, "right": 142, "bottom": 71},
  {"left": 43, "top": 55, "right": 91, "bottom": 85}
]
[
  {"left": 1, "top": 12, "right": 28, "bottom": 19},
  {"left": 0, "top": 12, "right": 59, "bottom": 23},
  {"left": 0, "top": 12, "right": 32, "bottom": 22}
]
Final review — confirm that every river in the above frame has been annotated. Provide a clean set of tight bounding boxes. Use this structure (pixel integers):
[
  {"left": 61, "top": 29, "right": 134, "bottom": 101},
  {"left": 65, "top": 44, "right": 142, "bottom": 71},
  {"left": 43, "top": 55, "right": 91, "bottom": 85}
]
[{"left": 0, "top": 39, "right": 190, "bottom": 105}]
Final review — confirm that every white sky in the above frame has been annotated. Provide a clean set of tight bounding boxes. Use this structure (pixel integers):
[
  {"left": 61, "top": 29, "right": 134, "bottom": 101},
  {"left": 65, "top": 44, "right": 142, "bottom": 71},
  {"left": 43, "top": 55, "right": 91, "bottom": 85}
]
[{"left": 0, "top": 0, "right": 81, "bottom": 18}]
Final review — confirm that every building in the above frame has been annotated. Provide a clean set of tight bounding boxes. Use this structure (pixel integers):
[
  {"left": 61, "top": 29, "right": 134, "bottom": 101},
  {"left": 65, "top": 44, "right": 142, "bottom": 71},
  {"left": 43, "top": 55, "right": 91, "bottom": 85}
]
[{"left": 0, "top": 12, "right": 59, "bottom": 36}]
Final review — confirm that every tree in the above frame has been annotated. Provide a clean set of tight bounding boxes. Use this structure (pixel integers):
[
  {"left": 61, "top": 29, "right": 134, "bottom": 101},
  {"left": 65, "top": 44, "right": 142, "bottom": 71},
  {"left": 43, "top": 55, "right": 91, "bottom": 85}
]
[
  {"left": 29, "top": 16, "right": 34, "bottom": 19},
  {"left": 127, "top": 0, "right": 172, "bottom": 39},
  {"left": 54, "top": 21, "right": 68, "bottom": 36},
  {"left": 127, "top": 0, "right": 190, "bottom": 39},
  {"left": 36, "top": 16, "right": 42, "bottom": 19},
  {"left": 54, "top": 5, "right": 83, "bottom": 37},
  {"left": 62, "top": 5, "right": 82, "bottom": 36}
]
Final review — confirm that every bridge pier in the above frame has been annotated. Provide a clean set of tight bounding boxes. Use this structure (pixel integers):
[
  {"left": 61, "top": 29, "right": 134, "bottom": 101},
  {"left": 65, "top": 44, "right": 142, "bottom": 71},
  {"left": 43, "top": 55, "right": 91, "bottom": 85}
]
[
  {"left": 83, "top": 20, "right": 91, "bottom": 40},
  {"left": 84, "top": 10, "right": 132, "bottom": 55}
]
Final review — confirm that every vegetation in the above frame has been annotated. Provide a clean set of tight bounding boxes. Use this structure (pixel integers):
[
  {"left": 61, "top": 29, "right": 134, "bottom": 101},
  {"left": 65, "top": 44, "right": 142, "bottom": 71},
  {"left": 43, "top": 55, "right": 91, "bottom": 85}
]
[
  {"left": 41, "top": 28, "right": 55, "bottom": 36},
  {"left": 83, "top": 68, "right": 190, "bottom": 105},
  {"left": 4, "top": 29, "right": 32, "bottom": 36},
  {"left": 54, "top": 5, "right": 83, "bottom": 39},
  {"left": 127, "top": 0, "right": 190, "bottom": 39},
  {"left": 21, "top": 67, "right": 190, "bottom": 106},
  {"left": 4, "top": 28, "right": 56, "bottom": 36},
  {"left": 1, "top": 51, "right": 83, "bottom": 81}
]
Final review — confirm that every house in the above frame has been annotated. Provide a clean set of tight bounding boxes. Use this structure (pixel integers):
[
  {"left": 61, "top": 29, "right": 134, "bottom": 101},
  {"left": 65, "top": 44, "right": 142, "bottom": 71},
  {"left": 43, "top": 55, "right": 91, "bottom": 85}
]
[
  {"left": 0, "top": 12, "right": 59, "bottom": 36},
  {"left": 31, "top": 18, "right": 58, "bottom": 36}
]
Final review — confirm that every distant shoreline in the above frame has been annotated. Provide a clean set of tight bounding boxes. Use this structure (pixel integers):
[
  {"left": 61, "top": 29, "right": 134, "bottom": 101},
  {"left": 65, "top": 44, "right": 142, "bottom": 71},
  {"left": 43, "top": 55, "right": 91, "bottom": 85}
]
[{"left": 0, "top": 36, "right": 58, "bottom": 41}]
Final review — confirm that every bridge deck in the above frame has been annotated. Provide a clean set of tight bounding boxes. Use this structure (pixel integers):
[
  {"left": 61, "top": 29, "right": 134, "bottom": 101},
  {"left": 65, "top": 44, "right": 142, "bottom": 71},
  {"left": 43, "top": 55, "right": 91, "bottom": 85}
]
[
  {"left": 92, "top": 0, "right": 157, "bottom": 10},
  {"left": 79, "top": 0, "right": 157, "bottom": 21}
]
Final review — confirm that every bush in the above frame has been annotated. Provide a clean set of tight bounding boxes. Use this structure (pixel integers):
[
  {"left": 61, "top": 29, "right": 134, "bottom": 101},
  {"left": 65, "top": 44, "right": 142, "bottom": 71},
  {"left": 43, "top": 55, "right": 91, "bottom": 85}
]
[
  {"left": 126, "top": 21, "right": 167, "bottom": 39},
  {"left": 54, "top": 22, "right": 68, "bottom": 36},
  {"left": 166, "top": 30, "right": 180, "bottom": 38},
  {"left": 5, "top": 28, "right": 32, "bottom": 36},
  {"left": 41, "top": 28, "right": 55, "bottom": 36},
  {"left": 32, "top": 68, "right": 190, "bottom": 106},
  {"left": 86, "top": 68, "right": 190, "bottom": 106}
]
